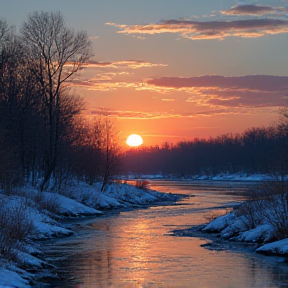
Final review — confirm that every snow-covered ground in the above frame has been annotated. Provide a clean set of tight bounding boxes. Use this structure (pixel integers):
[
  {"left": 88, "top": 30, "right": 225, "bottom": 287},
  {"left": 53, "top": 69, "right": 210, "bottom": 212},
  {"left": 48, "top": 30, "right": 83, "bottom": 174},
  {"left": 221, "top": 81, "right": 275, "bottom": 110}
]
[
  {"left": 0, "top": 180, "right": 179, "bottom": 287},
  {"left": 171, "top": 174, "right": 288, "bottom": 259},
  {"left": 202, "top": 209, "right": 288, "bottom": 256},
  {"left": 125, "top": 172, "right": 274, "bottom": 182}
]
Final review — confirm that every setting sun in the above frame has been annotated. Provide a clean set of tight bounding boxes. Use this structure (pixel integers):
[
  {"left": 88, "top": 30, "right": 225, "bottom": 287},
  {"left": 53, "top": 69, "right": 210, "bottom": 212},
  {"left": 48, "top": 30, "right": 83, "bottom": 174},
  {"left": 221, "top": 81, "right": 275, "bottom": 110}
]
[{"left": 126, "top": 134, "right": 143, "bottom": 147}]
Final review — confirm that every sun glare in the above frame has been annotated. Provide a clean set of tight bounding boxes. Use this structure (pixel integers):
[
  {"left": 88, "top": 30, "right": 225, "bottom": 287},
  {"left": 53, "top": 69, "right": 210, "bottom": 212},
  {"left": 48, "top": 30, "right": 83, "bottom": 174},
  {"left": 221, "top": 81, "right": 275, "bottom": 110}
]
[{"left": 126, "top": 134, "right": 143, "bottom": 147}]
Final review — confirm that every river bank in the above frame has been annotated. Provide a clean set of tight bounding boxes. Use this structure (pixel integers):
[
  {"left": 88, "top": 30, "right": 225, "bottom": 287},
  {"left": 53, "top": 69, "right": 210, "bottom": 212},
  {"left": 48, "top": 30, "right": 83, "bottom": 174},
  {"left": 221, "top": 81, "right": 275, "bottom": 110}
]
[
  {"left": 0, "top": 180, "right": 182, "bottom": 287},
  {"left": 172, "top": 182, "right": 288, "bottom": 259},
  {"left": 2, "top": 178, "right": 288, "bottom": 287},
  {"left": 39, "top": 179, "right": 288, "bottom": 288}
]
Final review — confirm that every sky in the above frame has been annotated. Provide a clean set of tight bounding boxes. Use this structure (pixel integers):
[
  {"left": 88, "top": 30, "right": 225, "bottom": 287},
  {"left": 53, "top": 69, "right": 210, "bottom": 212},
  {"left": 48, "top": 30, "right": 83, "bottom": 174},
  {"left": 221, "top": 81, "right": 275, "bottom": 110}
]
[{"left": 1, "top": 0, "right": 288, "bottom": 147}]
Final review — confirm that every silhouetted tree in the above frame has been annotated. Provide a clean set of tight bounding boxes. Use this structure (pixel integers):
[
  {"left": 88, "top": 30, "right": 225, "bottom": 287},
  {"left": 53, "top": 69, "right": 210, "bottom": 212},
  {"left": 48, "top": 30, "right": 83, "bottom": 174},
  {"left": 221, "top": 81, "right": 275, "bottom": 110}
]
[
  {"left": 21, "top": 11, "right": 93, "bottom": 190},
  {"left": 99, "top": 116, "right": 122, "bottom": 192}
]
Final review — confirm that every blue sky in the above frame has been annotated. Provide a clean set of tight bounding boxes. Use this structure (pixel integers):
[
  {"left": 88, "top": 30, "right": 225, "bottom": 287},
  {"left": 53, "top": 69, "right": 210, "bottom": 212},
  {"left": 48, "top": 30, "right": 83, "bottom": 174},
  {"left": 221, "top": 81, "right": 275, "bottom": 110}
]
[{"left": 1, "top": 0, "right": 288, "bottom": 146}]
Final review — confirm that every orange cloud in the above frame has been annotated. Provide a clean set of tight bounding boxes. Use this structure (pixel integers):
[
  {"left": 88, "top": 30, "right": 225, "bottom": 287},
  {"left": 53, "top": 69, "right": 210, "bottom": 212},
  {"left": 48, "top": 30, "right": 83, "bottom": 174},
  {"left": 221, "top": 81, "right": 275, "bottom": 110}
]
[
  {"left": 107, "top": 18, "right": 288, "bottom": 40},
  {"left": 88, "top": 109, "right": 183, "bottom": 120},
  {"left": 67, "top": 78, "right": 144, "bottom": 91},
  {"left": 146, "top": 75, "right": 288, "bottom": 108},
  {"left": 86, "top": 106, "right": 271, "bottom": 121},
  {"left": 73, "top": 59, "right": 167, "bottom": 69},
  {"left": 161, "top": 98, "right": 175, "bottom": 102},
  {"left": 66, "top": 59, "right": 167, "bottom": 92}
]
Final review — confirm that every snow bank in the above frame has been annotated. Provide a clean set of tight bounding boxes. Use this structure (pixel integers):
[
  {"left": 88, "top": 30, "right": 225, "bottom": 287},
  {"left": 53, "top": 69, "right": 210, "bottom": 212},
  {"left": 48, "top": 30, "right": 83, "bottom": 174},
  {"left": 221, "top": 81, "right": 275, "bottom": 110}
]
[
  {"left": 237, "top": 224, "right": 275, "bottom": 243},
  {"left": 256, "top": 238, "right": 288, "bottom": 256},
  {"left": 42, "top": 192, "right": 102, "bottom": 217},
  {"left": 64, "top": 181, "right": 177, "bottom": 210},
  {"left": 202, "top": 212, "right": 236, "bottom": 232},
  {"left": 0, "top": 181, "right": 178, "bottom": 286},
  {"left": 202, "top": 209, "right": 287, "bottom": 257},
  {"left": 32, "top": 211, "right": 73, "bottom": 239},
  {"left": 202, "top": 210, "right": 279, "bottom": 244},
  {"left": 211, "top": 173, "right": 269, "bottom": 181},
  {"left": 0, "top": 267, "right": 30, "bottom": 288}
]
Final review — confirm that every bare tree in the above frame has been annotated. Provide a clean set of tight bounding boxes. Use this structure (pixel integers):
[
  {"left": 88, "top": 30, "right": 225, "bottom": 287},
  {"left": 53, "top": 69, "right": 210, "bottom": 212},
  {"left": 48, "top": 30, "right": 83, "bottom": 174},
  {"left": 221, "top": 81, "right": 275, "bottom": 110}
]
[
  {"left": 66, "top": 117, "right": 103, "bottom": 185},
  {"left": 20, "top": 11, "right": 93, "bottom": 191},
  {"left": 0, "top": 18, "right": 10, "bottom": 98},
  {"left": 99, "top": 116, "right": 122, "bottom": 192},
  {"left": 0, "top": 18, "right": 9, "bottom": 50}
]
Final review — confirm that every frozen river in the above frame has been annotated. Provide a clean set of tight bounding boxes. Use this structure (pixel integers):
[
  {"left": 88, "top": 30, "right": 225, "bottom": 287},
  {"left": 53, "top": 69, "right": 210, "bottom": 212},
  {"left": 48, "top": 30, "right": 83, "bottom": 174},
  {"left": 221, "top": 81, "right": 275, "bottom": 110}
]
[{"left": 42, "top": 180, "right": 288, "bottom": 287}]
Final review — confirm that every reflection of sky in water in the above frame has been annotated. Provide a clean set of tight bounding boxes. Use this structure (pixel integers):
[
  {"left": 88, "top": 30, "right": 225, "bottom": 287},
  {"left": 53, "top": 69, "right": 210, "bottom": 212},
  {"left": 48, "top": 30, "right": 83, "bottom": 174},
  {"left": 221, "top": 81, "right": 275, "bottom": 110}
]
[{"left": 45, "top": 181, "right": 288, "bottom": 288}]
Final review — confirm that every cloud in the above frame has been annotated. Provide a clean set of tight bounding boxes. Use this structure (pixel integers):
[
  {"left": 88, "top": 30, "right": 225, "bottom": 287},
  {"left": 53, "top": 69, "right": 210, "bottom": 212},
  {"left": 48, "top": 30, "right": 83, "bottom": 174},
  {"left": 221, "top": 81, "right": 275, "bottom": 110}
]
[
  {"left": 221, "top": 4, "right": 288, "bottom": 16},
  {"left": 146, "top": 75, "right": 288, "bottom": 108},
  {"left": 67, "top": 59, "right": 167, "bottom": 91},
  {"left": 67, "top": 78, "right": 143, "bottom": 91},
  {"left": 77, "top": 60, "right": 167, "bottom": 69},
  {"left": 107, "top": 17, "right": 288, "bottom": 40},
  {"left": 161, "top": 98, "right": 175, "bottom": 102},
  {"left": 89, "top": 109, "right": 183, "bottom": 120},
  {"left": 70, "top": 74, "right": 288, "bottom": 110},
  {"left": 86, "top": 106, "right": 270, "bottom": 121}
]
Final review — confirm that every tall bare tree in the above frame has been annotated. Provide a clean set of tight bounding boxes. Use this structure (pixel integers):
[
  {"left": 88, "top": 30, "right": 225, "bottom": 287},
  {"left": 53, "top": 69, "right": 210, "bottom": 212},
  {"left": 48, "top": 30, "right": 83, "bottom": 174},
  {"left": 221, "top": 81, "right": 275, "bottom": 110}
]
[
  {"left": 20, "top": 11, "right": 93, "bottom": 191},
  {"left": 99, "top": 116, "right": 122, "bottom": 192}
]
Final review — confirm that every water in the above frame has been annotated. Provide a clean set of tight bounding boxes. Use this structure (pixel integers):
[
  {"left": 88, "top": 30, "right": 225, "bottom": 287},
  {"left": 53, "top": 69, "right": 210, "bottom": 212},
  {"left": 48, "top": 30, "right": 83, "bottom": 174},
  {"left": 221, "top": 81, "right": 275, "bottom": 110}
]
[{"left": 41, "top": 180, "right": 288, "bottom": 287}]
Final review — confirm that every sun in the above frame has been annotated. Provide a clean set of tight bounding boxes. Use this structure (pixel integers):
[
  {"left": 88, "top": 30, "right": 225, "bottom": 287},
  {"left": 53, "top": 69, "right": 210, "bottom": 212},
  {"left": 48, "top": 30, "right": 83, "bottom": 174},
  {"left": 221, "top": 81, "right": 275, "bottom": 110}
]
[{"left": 126, "top": 134, "right": 143, "bottom": 147}]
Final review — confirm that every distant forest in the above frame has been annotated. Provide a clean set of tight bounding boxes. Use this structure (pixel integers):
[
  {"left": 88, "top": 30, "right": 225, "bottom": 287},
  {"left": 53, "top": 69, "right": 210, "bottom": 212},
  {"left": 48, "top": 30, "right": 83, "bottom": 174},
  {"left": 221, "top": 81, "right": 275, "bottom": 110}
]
[{"left": 122, "top": 123, "right": 288, "bottom": 177}]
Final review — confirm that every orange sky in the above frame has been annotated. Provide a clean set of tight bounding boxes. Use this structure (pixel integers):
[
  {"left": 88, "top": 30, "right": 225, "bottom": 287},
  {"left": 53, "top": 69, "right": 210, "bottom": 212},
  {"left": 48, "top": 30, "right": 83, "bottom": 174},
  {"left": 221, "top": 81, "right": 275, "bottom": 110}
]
[{"left": 2, "top": 1, "right": 288, "bottom": 147}]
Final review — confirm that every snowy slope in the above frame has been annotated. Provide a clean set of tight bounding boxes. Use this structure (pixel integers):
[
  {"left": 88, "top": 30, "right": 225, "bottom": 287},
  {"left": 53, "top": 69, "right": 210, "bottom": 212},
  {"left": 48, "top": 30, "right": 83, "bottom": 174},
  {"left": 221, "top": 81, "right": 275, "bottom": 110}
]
[{"left": 0, "top": 180, "right": 178, "bottom": 286}]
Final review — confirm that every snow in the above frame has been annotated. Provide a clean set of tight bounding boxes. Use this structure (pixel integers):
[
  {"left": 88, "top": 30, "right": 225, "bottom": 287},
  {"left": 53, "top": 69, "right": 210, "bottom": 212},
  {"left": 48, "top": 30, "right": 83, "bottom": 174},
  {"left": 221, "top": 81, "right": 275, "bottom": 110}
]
[
  {"left": 256, "top": 238, "right": 288, "bottom": 255},
  {"left": 202, "top": 212, "right": 236, "bottom": 232},
  {"left": 42, "top": 192, "right": 102, "bottom": 217},
  {"left": 202, "top": 209, "right": 287, "bottom": 249},
  {"left": 210, "top": 172, "right": 270, "bottom": 181},
  {"left": 0, "top": 268, "right": 30, "bottom": 288},
  {"left": 0, "top": 180, "right": 178, "bottom": 286},
  {"left": 237, "top": 224, "right": 275, "bottom": 243},
  {"left": 1, "top": 175, "right": 287, "bottom": 285},
  {"left": 32, "top": 211, "right": 73, "bottom": 239},
  {"left": 202, "top": 197, "right": 288, "bottom": 256}
]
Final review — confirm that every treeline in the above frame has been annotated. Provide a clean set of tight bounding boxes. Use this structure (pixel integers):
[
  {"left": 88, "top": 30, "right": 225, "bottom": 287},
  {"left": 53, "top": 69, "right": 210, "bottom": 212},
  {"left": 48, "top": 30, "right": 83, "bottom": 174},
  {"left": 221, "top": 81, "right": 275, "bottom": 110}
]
[
  {"left": 122, "top": 123, "right": 288, "bottom": 177},
  {"left": 0, "top": 12, "right": 120, "bottom": 191}
]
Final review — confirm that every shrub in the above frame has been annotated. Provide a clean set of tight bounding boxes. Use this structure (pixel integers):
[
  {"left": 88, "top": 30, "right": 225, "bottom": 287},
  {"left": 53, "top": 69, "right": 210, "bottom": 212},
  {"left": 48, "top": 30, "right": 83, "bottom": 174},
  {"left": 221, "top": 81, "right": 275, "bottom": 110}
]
[
  {"left": 135, "top": 180, "right": 150, "bottom": 190},
  {"left": 34, "top": 192, "right": 61, "bottom": 215},
  {"left": 234, "top": 200, "right": 262, "bottom": 230},
  {"left": 0, "top": 198, "right": 34, "bottom": 260},
  {"left": 246, "top": 180, "right": 288, "bottom": 239}
]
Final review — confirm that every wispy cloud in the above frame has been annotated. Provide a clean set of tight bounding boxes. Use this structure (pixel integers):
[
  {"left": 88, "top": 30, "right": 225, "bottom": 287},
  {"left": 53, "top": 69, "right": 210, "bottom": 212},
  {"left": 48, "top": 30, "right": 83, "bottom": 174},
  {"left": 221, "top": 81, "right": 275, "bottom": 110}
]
[
  {"left": 89, "top": 109, "right": 183, "bottom": 120},
  {"left": 161, "top": 98, "right": 175, "bottom": 102},
  {"left": 221, "top": 4, "right": 288, "bottom": 16},
  {"left": 86, "top": 105, "right": 272, "bottom": 121},
  {"left": 68, "top": 78, "right": 143, "bottom": 91},
  {"left": 108, "top": 18, "right": 288, "bottom": 40},
  {"left": 146, "top": 75, "right": 288, "bottom": 108},
  {"left": 70, "top": 74, "right": 288, "bottom": 109},
  {"left": 107, "top": 3, "right": 288, "bottom": 40},
  {"left": 67, "top": 59, "right": 167, "bottom": 91},
  {"left": 79, "top": 60, "right": 167, "bottom": 69}
]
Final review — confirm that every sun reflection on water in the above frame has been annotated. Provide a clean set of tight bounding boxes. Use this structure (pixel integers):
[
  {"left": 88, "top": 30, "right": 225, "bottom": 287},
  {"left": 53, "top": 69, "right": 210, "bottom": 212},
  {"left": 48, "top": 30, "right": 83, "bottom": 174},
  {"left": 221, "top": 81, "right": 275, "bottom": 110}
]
[{"left": 45, "top": 181, "right": 288, "bottom": 288}]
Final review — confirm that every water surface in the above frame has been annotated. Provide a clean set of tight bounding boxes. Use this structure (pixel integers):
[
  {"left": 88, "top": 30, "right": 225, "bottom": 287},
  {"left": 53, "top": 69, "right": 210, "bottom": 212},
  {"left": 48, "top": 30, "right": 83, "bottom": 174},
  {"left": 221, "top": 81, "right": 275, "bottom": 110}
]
[{"left": 42, "top": 180, "right": 288, "bottom": 287}]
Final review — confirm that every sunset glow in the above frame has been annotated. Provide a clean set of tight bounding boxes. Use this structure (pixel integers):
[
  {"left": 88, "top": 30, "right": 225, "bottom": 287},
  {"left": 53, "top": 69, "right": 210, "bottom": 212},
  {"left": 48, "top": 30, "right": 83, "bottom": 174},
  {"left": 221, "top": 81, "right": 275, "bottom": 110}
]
[{"left": 2, "top": 1, "right": 288, "bottom": 147}]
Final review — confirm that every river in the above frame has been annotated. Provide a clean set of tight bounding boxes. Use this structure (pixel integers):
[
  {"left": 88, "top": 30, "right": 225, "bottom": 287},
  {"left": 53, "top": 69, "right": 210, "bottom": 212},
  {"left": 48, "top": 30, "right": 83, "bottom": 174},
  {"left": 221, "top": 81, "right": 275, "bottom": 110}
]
[{"left": 41, "top": 180, "right": 288, "bottom": 288}]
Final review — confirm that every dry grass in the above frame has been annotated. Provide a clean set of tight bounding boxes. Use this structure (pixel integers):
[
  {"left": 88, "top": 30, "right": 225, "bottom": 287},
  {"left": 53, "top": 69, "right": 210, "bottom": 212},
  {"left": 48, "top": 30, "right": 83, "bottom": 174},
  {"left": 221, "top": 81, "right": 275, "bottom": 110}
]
[
  {"left": 240, "top": 180, "right": 288, "bottom": 239},
  {"left": 0, "top": 198, "right": 34, "bottom": 260},
  {"left": 34, "top": 192, "right": 61, "bottom": 215},
  {"left": 135, "top": 180, "right": 150, "bottom": 191}
]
